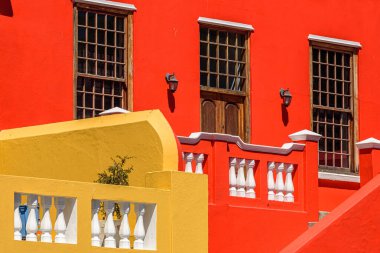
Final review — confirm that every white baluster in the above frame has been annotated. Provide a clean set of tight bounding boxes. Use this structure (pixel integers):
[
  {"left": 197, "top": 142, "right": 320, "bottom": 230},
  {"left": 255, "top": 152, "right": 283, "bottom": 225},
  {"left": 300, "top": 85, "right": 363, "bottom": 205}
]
[
  {"left": 275, "top": 163, "right": 285, "bottom": 202},
  {"left": 245, "top": 160, "right": 256, "bottom": 198},
  {"left": 54, "top": 197, "right": 67, "bottom": 243},
  {"left": 134, "top": 204, "right": 146, "bottom": 249},
  {"left": 267, "top": 162, "right": 275, "bottom": 201},
  {"left": 236, "top": 159, "right": 246, "bottom": 197},
  {"left": 284, "top": 164, "right": 295, "bottom": 203},
  {"left": 229, "top": 158, "right": 237, "bottom": 196},
  {"left": 119, "top": 202, "right": 131, "bottom": 249},
  {"left": 91, "top": 200, "right": 101, "bottom": 247},
  {"left": 184, "top": 153, "right": 194, "bottom": 173},
  {"left": 26, "top": 194, "right": 38, "bottom": 242},
  {"left": 14, "top": 193, "right": 22, "bottom": 241},
  {"left": 40, "top": 196, "right": 52, "bottom": 243},
  {"left": 194, "top": 154, "right": 204, "bottom": 174},
  {"left": 104, "top": 201, "right": 116, "bottom": 248}
]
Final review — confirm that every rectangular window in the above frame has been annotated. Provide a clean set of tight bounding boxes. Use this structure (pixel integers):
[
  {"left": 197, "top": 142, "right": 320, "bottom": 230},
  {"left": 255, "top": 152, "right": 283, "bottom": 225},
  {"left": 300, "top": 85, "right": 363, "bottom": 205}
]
[
  {"left": 311, "top": 43, "right": 358, "bottom": 174},
  {"left": 74, "top": 5, "right": 132, "bottom": 119},
  {"left": 200, "top": 26, "right": 250, "bottom": 141}
]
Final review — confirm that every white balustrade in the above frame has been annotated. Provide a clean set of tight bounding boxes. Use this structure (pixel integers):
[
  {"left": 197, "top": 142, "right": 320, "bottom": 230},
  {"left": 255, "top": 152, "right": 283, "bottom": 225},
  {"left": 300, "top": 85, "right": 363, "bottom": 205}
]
[
  {"left": 134, "top": 204, "right": 146, "bottom": 249},
  {"left": 229, "top": 158, "right": 237, "bottom": 196},
  {"left": 236, "top": 159, "right": 246, "bottom": 197},
  {"left": 245, "top": 160, "right": 256, "bottom": 198},
  {"left": 104, "top": 201, "right": 116, "bottom": 248},
  {"left": 194, "top": 153, "right": 205, "bottom": 174},
  {"left": 267, "top": 162, "right": 276, "bottom": 201},
  {"left": 54, "top": 197, "right": 67, "bottom": 243},
  {"left": 91, "top": 200, "right": 101, "bottom": 247},
  {"left": 26, "top": 194, "right": 38, "bottom": 242},
  {"left": 184, "top": 152, "right": 194, "bottom": 173},
  {"left": 275, "top": 163, "right": 285, "bottom": 202},
  {"left": 119, "top": 202, "right": 131, "bottom": 249},
  {"left": 40, "top": 196, "right": 53, "bottom": 243},
  {"left": 284, "top": 164, "right": 295, "bottom": 202},
  {"left": 14, "top": 193, "right": 22, "bottom": 241}
]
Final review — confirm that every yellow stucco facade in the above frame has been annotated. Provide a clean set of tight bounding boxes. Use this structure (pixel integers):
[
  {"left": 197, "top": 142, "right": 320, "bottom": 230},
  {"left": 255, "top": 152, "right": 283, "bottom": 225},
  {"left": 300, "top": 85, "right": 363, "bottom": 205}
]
[{"left": 0, "top": 110, "right": 208, "bottom": 253}]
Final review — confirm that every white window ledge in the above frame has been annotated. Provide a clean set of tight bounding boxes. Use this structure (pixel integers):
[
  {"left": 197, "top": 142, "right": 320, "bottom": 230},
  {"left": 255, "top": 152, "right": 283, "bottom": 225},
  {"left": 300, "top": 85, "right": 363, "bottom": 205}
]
[
  {"left": 318, "top": 171, "right": 360, "bottom": 183},
  {"left": 74, "top": 0, "right": 136, "bottom": 12},
  {"left": 198, "top": 17, "right": 254, "bottom": 32},
  {"left": 308, "top": 34, "right": 361, "bottom": 49}
]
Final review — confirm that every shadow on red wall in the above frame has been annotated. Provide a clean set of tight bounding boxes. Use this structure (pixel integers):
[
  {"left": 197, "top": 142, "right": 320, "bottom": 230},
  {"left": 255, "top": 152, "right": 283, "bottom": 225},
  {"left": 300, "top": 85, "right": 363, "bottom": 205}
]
[{"left": 0, "top": 0, "right": 13, "bottom": 17}]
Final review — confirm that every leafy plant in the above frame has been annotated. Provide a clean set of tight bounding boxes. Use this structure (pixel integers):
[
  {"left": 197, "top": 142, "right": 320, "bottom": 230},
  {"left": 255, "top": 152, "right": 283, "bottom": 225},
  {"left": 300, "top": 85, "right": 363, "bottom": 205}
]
[{"left": 95, "top": 155, "right": 134, "bottom": 219}]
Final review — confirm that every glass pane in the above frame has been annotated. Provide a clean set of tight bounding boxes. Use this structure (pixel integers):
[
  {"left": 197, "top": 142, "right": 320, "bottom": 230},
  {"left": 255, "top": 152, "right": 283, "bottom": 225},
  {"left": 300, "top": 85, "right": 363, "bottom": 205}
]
[
  {"left": 210, "top": 59, "right": 216, "bottom": 72},
  {"left": 116, "top": 49, "right": 124, "bottom": 63},
  {"left": 219, "top": 60, "right": 227, "bottom": 74},
  {"left": 107, "top": 47, "right": 115, "bottom": 61},
  {"left": 78, "top": 27, "right": 86, "bottom": 41},
  {"left": 200, "top": 28, "right": 208, "bottom": 41},
  {"left": 107, "top": 31, "right": 115, "bottom": 46},
  {"left": 98, "top": 30, "right": 105, "bottom": 44},
  {"left": 85, "top": 93, "right": 93, "bottom": 108},
  {"left": 77, "top": 108, "right": 83, "bottom": 119},
  {"left": 104, "top": 81, "right": 112, "bottom": 94},
  {"left": 88, "top": 12, "right": 95, "bottom": 27},
  {"left": 85, "top": 79, "right": 93, "bottom": 91},
  {"left": 77, "top": 77, "right": 84, "bottom": 90},
  {"left": 114, "top": 83, "right": 122, "bottom": 95},
  {"left": 200, "top": 57, "right": 208, "bottom": 71},
  {"left": 219, "top": 32, "right": 227, "bottom": 44},
  {"left": 116, "top": 64, "right": 124, "bottom": 78},
  {"left": 97, "top": 46, "right": 105, "bottom": 60},
  {"left": 78, "top": 43, "right": 86, "bottom": 57},
  {"left": 97, "top": 14, "right": 105, "bottom": 28},
  {"left": 95, "top": 95, "right": 102, "bottom": 109},
  {"left": 77, "top": 92, "right": 83, "bottom": 107},
  {"left": 228, "top": 33, "right": 236, "bottom": 45},
  {"left": 114, "top": 97, "right": 122, "bottom": 107},
  {"left": 219, "top": 46, "right": 226, "bottom": 59},
  {"left": 237, "top": 34, "right": 245, "bottom": 47},
  {"left": 88, "top": 29, "right": 95, "bottom": 43},
  {"left": 107, "top": 15, "right": 115, "bottom": 30},
  {"left": 210, "top": 74, "right": 217, "bottom": 87},
  {"left": 88, "top": 60, "right": 95, "bottom": 74},
  {"left": 88, "top": 44, "right": 95, "bottom": 58},
  {"left": 107, "top": 63, "right": 114, "bottom": 77},
  {"left": 95, "top": 80, "right": 103, "bottom": 93},
  {"left": 200, "top": 43, "right": 207, "bottom": 56},
  {"left": 78, "top": 11, "right": 86, "bottom": 25},
  {"left": 219, "top": 75, "right": 227, "bottom": 89},
  {"left": 78, "top": 59, "right": 86, "bottom": 73},
  {"left": 97, "top": 62, "right": 105, "bottom": 76},
  {"left": 116, "top": 33, "right": 124, "bottom": 47},
  {"left": 116, "top": 17, "right": 124, "bottom": 32},
  {"left": 209, "top": 44, "right": 216, "bottom": 57},
  {"left": 200, "top": 73, "right": 208, "bottom": 86},
  {"left": 209, "top": 30, "right": 217, "bottom": 42},
  {"left": 105, "top": 96, "right": 112, "bottom": 109},
  {"left": 228, "top": 47, "right": 236, "bottom": 61}
]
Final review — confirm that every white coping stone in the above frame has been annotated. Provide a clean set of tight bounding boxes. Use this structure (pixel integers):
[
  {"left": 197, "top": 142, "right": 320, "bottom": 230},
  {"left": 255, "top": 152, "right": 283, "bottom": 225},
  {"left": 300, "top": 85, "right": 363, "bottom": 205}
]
[
  {"left": 356, "top": 137, "right": 380, "bottom": 150},
  {"left": 198, "top": 17, "right": 254, "bottom": 32},
  {"left": 318, "top": 172, "right": 360, "bottom": 183},
  {"left": 308, "top": 34, "right": 362, "bottom": 49},
  {"left": 177, "top": 132, "right": 305, "bottom": 155},
  {"left": 288, "top": 129, "right": 322, "bottom": 142},
  {"left": 99, "top": 107, "right": 130, "bottom": 116},
  {"left": 74, "top": 0, "right": 137, "bottom": 12}
]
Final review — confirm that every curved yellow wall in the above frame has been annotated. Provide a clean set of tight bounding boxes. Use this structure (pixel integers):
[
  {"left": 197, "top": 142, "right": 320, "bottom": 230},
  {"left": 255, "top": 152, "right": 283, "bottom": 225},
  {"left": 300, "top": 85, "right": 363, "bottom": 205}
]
[{"left": 0, "top": 110, "right": 178, "bottom": 187}]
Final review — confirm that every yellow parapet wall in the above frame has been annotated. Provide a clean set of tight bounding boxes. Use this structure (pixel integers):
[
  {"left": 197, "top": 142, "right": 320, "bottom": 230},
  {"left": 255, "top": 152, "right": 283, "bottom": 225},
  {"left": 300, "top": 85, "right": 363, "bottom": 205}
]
[
  {"left": 0, "top": 172, "right": 207, "bottom": 253},
  {"left": 0, "top": 110, "right": 178, "bottom": 187}
]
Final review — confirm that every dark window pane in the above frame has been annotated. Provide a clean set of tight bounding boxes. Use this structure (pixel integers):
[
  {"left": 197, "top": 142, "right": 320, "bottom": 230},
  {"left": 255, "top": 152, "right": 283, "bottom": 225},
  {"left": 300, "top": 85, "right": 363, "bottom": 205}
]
[
  {"left": 327, "top": 124, "right": 333, "bottom": 137},
  {"left": 327, "top": 152, "right": 333, "bottom": 166},
  {"left": 107, "top": 31, "right": 115, "bottom": 46},
  {"left": 328, "top": 66, "right": 335, "bottom": 78},
  {"left": 313, "top": 92, "right": 319, "bottom": 105},
  {"left": 238, "top": 34, "right": 245, "bottom": 47},
  {"left": 312, "top": 49, "right": 319, "bottom": 61},
  {"left": 344, "top": 68, "right": 350, "bottom": 81},
  {"left": 97, "top": 30, "right": 105, "bottom": 44},
  {"left": 229, "top": 62, "right": 236, "bottom": 75},
  {"left": 328, "top": 80, "right": 334, "bottom": 93},
  {"left": 88, "top": 60, "right": 95, "bottom": 74},
  {"left": 210, "top": 59, "right": 216, "bottom": 72},
  {"left": 320, "top": 50, "right": 327, "bottom": 63},
  {"left": 114, "top": 97, "right": 122, "bottom": 107},
  {"left": 344, "top": 54, "right": 350, "bottom": 67},
  {"left": 210, "top": 74, "right": 217, "bottom": 87},
  {"left": 107, "top": 15, "right": 115, "bottom": 30},
  {"left": 321, "top": 78, "right": 327, "bottom": 91},
  {"left": 104, "top": 81, "right": 112, "bottom": 94},
  {"left": 219, "top": 46, "right": 226, "bottom": 59},
  {"left": 336, "top": 67, "right": 342, "bottom": 79},
  {"left": 78, "top": 43, "right": 86, "bottom": 57},
  {"left": 313, "top": 63, "right": 319, "bottom": 76},
  {"left": 85, "top": 109, "right": 93, "bottom": 118},
  {"left": 85, "top": 93, "right": 93, "bottom": 107},
  {"left": 78, "top": 59, "right": 86, "bottom": 73},
  {"left": 328, "top": 52, "right": 334, "bottom": 64},
  {"left": 97, "top": 46, "right": 105, "bottom": 60},
  {"left": 77, "top": 108, "right": 83, "bottom": 119},
  {"left": 209, "top": 30, "right": 217, "bottom": 42},
  {"left": 200, "top": 43, "right": 207, "bottom": 56},
  {"left": 88, "top": 12, "right": 95, "bottom": 27},
  {"left": 78, "top": 11, "right": 86, "bottom": 25},
  {"left": 97, "top": 62, "right": 105, "bottom": 76},
  {"left": 107, "top": 47, "right": 115, "bottom": 61},
  {"left": 78, "top": 27, "right": 86, "bottom": 41},
  {"left": 209, "top": 44, "right": 216, "bottom": 57},
  {"left": 335, "top": 154, "right": 341, "bottom": 167},
  {"left": 219, "top": 60, "right": 227, "bottom": 74},
  {"left": 85, "top": 79, "right": 93, "bottom": 91},
  {"left": 88, "top": 44, "right": 95, "bottom": 58},
  {"left": 219, "top": 75, "right": 227, "bottom": 89},
  {"left": 116, "top": 49, "right": 124, "bottom": 63},
  {"left": 77, "top": 92, "right": 83, "bottom": 107},
  {"left": 319, "top": 152, "right": 326, "bottom": 165},
  {"left": 116, "top": 64, "right": 124, "bottom": 78},
  {"left": 105, "top": 96, "right": 112, "bottom": 109},
  {"left": 116, "top": 17, "right": 124, "bottom": 32},
  {"left": 329, "top": 94, "right": 335, "bottom": 107},
  {"left": 228, "top": 33, "right": 236, "bottom": 45},
  {"left": 200, "top": 73, "right": 208, "bottom": 86},
  {"left": 116, "top": 33, "right": 124, "bottom": 47},
  {"left": 107, "top": 63, "right": 114, "bottom": 77},
  {"left": 336, "top": 95, "right": 343, "bottom": 108},
  {"left": 95, "top": 95, "right": 102, "bottom": 109},
  {"left": 336, "top": 53, "right": 342, "bottom": 65},
  {"left": 95, "top": 80, "right": 103, "bottom": 93},
  {"left": 342, "top": 155, "right": 349, "bottom": 168},
  {"left": 77, "top": 77, "right": 84, "bottom": 90},
  {"left": 318, "top": 123, "right": 325, "bottom": 136},
  {"left": 200, "top": 28, "right": 208, "bottom": 41},
  {"left": 219, "top": 32, "right": 227, "bottom": 44},
  {"left": 114, "top": 83, "right": 122, "bottom": 95},
  {"left": 88, "top": 29, "right": 95, "bottom": 43},
  {"left": 228, "top": 47, "right": 236, "bottom": 61},
  {"left": 200, "top": 57, "right": 208, "bottom": 71},
  {"left": 97, "top": 14, "right": 105, "bottom": 28},
  {"left": 326, "top": 110, "right": 333, "bottom": 123},
  {"left": 321, "top": 64, "right": 327, "bottom": 77},
  {"left": 321, "top": 93, "right": 327, "bottom": 106}
]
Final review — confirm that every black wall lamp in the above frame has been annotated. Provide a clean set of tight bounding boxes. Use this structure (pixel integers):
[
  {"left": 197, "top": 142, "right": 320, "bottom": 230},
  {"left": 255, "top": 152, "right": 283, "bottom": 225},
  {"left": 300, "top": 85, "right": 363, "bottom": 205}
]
[
  {"left": 165, "top": 73, "right": 179, "bottom": 93},
  {"left": 280, "top": 88, "right": 292, "bottom": 107}
]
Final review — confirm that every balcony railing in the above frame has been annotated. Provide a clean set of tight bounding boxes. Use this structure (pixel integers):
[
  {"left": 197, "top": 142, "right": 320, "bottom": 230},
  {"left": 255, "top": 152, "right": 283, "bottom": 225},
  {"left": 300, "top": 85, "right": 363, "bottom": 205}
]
[{"left": 178, "top": 130, "right": 321, "bottom": 219}]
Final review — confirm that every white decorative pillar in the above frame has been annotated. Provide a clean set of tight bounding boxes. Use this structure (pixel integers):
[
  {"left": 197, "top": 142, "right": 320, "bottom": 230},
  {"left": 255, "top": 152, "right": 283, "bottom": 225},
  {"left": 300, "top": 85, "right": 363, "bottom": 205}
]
[
  {"left": 54, "top": 197, "right": 67, "bottom": 243},
  {"left": 134, "top": 204, "right": 146, "bottom": 249},
  {"left": 194, "top": 154, "right": 205, "bottom": 174},
  {"left": 26, "top": 194, "right": 38, "bottom": 242},
  {"left": 267, "top": 162, "right": 276, "bottom": 200},
  {"left": 229, "top": 158, "right": 237, "bottom": 196},
  {"left": 14, "top": 193, "right": 22, "bottom": 241},
  {"left": 104, "top": 201, "right": 116, "bottom": 248},
  {"left": 236, "top": 159, "right": 246, "bottom": 197},
  {"left": 245, "top": 160, "right": 256, "bottom": 198},
  {"left": 40, "top": 196, "right": 53, "bottom": 243},
  {"left": 284, "top": 164, "right": 295, "bottom": 203},
  {"left": 119, "top": 202, "right": 131, "bottom": 249},
  {"left": 184, "top": 153, "right": 194, "bottom": 173},
  {"left": 275, "top": 163, "right": 285, "bottom": 202},
  {"left": 91, "top": 200, "right": 101, "bottom": 247}
]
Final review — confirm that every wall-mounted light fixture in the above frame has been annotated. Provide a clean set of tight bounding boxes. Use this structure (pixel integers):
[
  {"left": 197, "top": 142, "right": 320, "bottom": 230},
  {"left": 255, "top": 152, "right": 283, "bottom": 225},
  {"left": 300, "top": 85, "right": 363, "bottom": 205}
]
[
  {"left": 280, "top": 88, "right": 292, "bottom": 107},
  {"left": 165, "top": 73, "right": 179, "bottom": 93}
]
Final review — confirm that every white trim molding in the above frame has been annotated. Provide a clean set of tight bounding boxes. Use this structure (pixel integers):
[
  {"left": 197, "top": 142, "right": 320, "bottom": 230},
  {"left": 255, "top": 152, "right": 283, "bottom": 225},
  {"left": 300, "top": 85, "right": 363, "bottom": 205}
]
[
  {"left": 318, "top": 172, "right": 360, "bottom": 183},
  {"left": 74, "top": 0, "right": 137, "bottom": 12},
  {"left": 308, "top": 34, "right": 362, "bottom": 49},
  {"left": 356, "top": 137, "right": 380, "bottom": 150},
  {"left": 178, "top": 132, "right": 304, "bottom": 155},
  {"left": 198, "top": 17, "right": 254, "bottom": 32}
]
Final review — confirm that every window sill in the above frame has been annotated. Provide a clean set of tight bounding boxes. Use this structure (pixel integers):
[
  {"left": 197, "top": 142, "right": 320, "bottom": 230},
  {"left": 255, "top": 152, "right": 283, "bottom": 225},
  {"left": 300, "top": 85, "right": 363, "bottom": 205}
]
[{"left": 318, "top": 171, "right": 360, "bottom": 183}]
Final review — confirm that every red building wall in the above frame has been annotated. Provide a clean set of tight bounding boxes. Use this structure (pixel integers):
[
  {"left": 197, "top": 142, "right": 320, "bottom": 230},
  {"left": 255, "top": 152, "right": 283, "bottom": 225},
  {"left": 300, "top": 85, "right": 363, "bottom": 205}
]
[{"left": 0, "top": 0, "right": 379, "bottom": 221}]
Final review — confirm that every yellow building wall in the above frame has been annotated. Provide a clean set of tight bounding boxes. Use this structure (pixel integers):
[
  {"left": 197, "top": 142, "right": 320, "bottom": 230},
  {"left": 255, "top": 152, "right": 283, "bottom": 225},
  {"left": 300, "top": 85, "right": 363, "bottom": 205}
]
[{"left": 0, "top": 110, "right": 178, "bottom": 187}]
